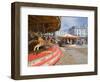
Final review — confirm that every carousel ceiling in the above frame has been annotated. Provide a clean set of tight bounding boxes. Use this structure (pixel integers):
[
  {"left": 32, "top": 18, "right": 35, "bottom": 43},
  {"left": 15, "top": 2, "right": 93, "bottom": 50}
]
[{"left": 28, "top": 15, "right": 61, "bottom": 33}]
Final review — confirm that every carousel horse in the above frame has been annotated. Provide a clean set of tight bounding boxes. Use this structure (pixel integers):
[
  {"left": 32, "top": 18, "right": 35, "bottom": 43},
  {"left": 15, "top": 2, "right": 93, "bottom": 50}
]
[
  {"left": 34, "top": 36, "right": 53, "bottom": 51},
  {"left": 29, "top": 31, "right": 53, "bottom": 51}
]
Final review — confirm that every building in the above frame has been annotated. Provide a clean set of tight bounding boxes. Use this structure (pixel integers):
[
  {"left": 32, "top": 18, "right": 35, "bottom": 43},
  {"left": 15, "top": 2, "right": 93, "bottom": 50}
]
[
  {"left": 68, "top": 26, "right": 88, "bottom": 44},
  {"left": 68, "top": 26, "right": 87, "bottom": 37}
]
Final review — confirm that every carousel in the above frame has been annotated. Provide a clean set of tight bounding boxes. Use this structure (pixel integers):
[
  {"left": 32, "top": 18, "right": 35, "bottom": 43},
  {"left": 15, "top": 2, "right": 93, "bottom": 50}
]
[
  {"left": 58, "top": 34, "right": 79, "bottom": 45},
  {"left": 28, "top": 15, "right": 63, "bottom": 66}
]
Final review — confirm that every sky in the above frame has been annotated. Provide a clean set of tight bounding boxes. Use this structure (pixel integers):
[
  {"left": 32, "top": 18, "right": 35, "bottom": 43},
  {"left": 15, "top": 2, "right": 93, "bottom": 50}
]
[{"left": 59, "top": 16, "right": 88, "bottom": 32}]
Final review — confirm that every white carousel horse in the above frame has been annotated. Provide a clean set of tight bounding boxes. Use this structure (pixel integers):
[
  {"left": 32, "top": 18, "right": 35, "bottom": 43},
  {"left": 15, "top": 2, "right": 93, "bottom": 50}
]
[
  {"left": 34, "top": 37, "right": 53, "bottom": 51},
  {"left": 34, "top": 37, "right": 45, "bottom": 51}
]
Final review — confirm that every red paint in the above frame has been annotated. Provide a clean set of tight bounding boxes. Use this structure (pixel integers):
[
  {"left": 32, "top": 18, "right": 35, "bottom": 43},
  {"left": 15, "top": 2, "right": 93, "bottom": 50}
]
[
  {"left": 32, "top": 50, "right": 60, "bottom": 66},
  {"left": 28, "top": 45, "right": 58, "bottom": 61},
  {"left": 49, "top": 57, "right": 61, "bottom": 65},
  {"left": 28, "top": 45, "right": 64, "bottom": 66}
]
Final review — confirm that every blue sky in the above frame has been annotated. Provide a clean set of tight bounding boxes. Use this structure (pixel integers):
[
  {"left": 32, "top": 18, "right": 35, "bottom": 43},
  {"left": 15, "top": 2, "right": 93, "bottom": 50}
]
[{"left": 59, "top": 16, "right": 88, "bottom": 32}]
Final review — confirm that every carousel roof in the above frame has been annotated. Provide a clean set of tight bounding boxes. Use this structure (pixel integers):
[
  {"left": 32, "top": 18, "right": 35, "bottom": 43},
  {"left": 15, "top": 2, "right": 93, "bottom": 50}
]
[
  {"left": 28, "top": 15, "right": 61, "bottom": 33},
  {"left": 59, "top": 33, "right": 79, "bottom": 39}
]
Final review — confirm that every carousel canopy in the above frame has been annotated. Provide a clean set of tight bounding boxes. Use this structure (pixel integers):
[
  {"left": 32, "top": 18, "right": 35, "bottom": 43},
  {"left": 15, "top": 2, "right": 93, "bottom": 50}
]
[
  {"left": 58, "top": 33, "right": 79, "bottom": 39},
  {"left": 28, "top": 15, "right": 61, "bottom": 33}
]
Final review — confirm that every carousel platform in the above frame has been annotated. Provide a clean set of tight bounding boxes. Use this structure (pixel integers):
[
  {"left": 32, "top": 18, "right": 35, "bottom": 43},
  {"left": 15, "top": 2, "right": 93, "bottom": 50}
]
[{"left": 28, "top": 45, "right": 63, "bottom": 66}]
